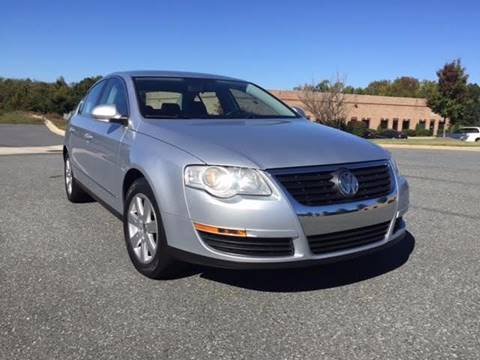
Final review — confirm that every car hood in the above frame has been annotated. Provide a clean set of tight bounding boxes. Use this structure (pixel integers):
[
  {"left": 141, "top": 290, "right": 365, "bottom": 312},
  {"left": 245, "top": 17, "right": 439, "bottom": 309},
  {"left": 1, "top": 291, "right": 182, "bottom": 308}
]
[{"left": 138, "top": 118, "right": 390, "bottom": 169}]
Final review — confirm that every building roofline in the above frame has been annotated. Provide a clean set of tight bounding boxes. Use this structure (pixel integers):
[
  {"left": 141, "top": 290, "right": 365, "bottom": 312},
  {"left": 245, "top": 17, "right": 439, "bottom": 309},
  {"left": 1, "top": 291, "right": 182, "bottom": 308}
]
[{"left": 270, "top": 90, "right": 430, "bottom": 107}]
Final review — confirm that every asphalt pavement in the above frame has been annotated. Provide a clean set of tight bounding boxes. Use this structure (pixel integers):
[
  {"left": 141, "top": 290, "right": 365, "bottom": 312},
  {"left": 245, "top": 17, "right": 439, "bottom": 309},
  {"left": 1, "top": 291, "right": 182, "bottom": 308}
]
[
  {"left": 0, "top": 124, "right": 63, "bottom": 147},
  {"left": 0, "top": 149, "right": 479, "bottom": 359}
]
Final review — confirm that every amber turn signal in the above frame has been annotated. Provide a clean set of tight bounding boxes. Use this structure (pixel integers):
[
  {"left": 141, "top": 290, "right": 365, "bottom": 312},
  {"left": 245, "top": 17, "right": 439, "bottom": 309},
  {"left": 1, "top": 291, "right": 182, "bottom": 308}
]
[{"left": 194, "top": 223, "right": 247, "bottom": 237}]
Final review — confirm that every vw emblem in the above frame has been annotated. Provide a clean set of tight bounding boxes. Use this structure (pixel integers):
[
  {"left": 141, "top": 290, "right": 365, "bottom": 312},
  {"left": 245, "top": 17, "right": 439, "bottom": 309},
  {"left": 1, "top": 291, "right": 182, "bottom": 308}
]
[{"left": 332, "top": 169, "right": 359, "bottom": 197}]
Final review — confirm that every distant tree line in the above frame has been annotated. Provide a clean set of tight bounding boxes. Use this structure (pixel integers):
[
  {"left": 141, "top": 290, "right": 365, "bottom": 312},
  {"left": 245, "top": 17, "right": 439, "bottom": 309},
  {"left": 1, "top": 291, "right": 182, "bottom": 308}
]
[
  {"left": 1, "top": 60, "right": 479, "bottom": 127},
  {"left": 296, "top": 59, "right": 480, "bottom": 127},
  {"left": 0, "top": 76, "right": 101, "bottom": 115},
  {"left": 297, "top": 76, "right": 439, "bottom": 99}
]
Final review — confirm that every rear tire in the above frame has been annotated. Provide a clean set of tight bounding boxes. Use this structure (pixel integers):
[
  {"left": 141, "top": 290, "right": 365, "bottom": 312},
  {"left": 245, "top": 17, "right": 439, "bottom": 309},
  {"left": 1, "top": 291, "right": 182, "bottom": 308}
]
[
  {"left": 64, "top": 153, "right": 91, "bottom": 203},
  {"left": 123, "top": 178, "right": 183, "bottom": 279}
]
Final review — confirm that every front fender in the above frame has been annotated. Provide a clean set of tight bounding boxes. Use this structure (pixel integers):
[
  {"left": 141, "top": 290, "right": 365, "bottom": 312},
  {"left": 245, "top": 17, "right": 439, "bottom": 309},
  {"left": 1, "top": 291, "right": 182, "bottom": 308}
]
[{"left": 121, "top": 131, "right": 204, "bottom": 217}]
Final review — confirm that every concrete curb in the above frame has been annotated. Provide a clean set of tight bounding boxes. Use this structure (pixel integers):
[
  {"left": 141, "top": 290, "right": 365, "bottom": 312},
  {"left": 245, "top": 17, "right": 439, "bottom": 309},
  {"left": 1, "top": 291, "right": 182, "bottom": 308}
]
[
  {"left": 44, "top": 118, "right": 66, "bottom": 136},
  {"left": 0, "top": 145, "right": 62, "bottom": 156},
  {"left": 379, "top": 144, "right": 480, "bottom": 152},
  {"left": 31, "top": 114, "right": 66, "bottom": 136}
]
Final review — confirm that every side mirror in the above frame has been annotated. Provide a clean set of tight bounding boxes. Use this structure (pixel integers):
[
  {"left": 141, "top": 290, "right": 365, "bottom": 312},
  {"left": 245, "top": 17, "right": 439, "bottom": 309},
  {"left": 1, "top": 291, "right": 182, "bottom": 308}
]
[
  {"left": 91, "top": 104, "right": 128, "bottom": 126},
  {"left": 291, "top": 106, "right": 307, "bottom": 118}
]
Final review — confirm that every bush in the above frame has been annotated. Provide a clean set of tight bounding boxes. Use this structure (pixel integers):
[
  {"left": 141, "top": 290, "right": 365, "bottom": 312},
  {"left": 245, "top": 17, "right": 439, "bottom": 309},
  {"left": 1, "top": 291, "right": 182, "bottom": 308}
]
[
  {"left": 415, "top": 128, "right": 433, "bottom": 136},
  {"left": 403, "top": 129, "right": 416, "bottom": 137},
  {"left": 346, "top": 121, "right": 369, "bottom": 137},
  {"left": 376, "top": 128, "right": 390, "bottom": 136},
  {"left": 414, "top": 123, "right": 433, "bottom": 136}
]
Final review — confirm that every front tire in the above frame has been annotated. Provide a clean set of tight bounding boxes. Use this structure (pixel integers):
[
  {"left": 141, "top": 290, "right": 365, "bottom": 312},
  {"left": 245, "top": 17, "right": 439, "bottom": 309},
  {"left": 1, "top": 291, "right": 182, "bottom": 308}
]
[{"left": 123, "top": 178, "right": 182, "bottom": 279}]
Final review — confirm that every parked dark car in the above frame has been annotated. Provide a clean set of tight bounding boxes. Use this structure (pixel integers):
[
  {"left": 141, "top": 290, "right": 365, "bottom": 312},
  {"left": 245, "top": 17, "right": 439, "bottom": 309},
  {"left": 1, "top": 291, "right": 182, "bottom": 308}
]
[
  {"left": 374, "top": 130, "right": 408, "bottom": 139},
  {"left": 362, "top": 130, "right": 377, "bottom": 139}
]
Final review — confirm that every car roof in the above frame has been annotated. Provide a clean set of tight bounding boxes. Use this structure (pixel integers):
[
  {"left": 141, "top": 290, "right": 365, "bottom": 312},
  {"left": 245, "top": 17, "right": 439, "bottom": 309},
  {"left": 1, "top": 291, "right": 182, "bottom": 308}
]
[{"left": 108, "top": 70, "right": 243, "bottom": 82}]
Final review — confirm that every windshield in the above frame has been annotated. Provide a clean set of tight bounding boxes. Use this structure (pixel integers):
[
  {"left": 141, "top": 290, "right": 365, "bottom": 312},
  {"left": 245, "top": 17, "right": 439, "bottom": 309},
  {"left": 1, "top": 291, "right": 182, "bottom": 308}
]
[{"left": 133, "top": 77, "right": 298, "bottom": 119}]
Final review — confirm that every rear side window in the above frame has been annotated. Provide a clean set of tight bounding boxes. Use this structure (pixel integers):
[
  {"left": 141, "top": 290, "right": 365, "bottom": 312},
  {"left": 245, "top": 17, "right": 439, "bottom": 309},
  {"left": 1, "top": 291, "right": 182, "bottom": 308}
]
[
  {"left": 79, "top": 80, "right": 106, "bottom": 116},
  {"left": 462, "top": 128, "right": 479, "bottom": 133},
  {"left": 98, "top": 78, "right": 129, "bottom": 116}
]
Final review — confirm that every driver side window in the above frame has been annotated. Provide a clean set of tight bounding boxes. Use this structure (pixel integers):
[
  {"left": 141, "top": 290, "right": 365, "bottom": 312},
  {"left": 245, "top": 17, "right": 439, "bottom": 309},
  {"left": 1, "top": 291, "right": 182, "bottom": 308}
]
[{"left": 79, "top": 80, "right": 106, "bottom": 116}]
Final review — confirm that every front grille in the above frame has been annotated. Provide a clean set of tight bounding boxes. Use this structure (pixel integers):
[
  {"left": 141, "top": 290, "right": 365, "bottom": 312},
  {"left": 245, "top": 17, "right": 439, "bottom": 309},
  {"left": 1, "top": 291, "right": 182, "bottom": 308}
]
[
  {"left": 272, "top": 163, "right": 392, "bottom": 206},
  {"left": 199, "top": 232, "right": 294, "bottom": 257},
  {"left": 308, "top": 221, "right": 390, "bottom": 255}
]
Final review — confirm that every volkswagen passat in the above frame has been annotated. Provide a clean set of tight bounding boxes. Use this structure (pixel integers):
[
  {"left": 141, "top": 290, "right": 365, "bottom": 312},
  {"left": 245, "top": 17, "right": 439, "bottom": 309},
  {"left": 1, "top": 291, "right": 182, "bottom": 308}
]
[{"left": 63, "top": 71, "right": 409, "bottom": 278}]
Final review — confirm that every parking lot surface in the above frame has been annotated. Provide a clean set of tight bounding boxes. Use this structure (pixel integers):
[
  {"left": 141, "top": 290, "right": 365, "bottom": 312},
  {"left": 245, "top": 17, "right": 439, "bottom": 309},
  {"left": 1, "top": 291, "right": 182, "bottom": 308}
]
[
  {"left": 1, "top": 149, "right": 479, "bottom": 359},
  {"left": 0, "top": 124, "right": 63, "bottom": 147}
]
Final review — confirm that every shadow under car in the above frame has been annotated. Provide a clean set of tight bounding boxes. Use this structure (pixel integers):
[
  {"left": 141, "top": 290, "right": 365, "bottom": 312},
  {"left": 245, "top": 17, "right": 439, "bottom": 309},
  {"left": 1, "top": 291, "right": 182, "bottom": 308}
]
[{"left": 169, "top": 231, "right": 415, "bottom": 292}]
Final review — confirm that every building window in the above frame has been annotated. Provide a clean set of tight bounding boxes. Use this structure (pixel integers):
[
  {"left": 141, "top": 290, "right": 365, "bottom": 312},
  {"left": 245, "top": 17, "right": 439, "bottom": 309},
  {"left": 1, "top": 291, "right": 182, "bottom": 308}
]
[
  {"left": 418, "top": 119, "right": 426, "bottom": 129},
  {"left": 392, "top": 118, "right": 399, "bottom": 130},
  {"left": 380, "top": 118, "right": 389, "bottom": 129},
  {"left": 402, "top": 119, "right": 410, "bottom": 130},
  {"left": 429, "top": 120, "right": 435, "bottom": 131},
  {"left": 350, "top": 116, "right": 358, "bottom": 123},
  {"left": 362, "top": 118, "right": 370, "bottom": 128}
]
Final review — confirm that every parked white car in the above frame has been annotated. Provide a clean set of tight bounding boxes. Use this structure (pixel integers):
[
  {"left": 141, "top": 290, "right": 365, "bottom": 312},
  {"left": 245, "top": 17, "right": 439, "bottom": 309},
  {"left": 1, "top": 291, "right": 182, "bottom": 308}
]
[{"left": 449, "top": 127, "right": 480, "bottom": 142}]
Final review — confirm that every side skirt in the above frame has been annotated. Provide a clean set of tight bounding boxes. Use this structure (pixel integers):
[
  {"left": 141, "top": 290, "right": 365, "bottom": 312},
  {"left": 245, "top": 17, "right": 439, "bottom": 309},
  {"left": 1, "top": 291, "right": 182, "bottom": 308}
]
[{"left": 76, "top": 179, "right": 123, "bottom": 221}]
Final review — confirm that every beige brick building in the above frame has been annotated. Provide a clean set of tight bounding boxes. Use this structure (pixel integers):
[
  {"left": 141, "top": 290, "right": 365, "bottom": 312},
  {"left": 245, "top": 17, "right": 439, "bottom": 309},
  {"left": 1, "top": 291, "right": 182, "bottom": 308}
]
[{"left": 271, "top": 90, "right": 446, "bottom": 135}]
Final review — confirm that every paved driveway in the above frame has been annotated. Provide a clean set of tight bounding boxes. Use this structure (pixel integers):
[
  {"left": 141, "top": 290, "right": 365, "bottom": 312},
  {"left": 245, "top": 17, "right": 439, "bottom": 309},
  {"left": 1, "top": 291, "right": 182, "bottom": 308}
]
[
  {"left": 0, "top": 150, "right": 479, "bottom": 359},
  {"left": 0, "top": 124, "right": 63, "bottom": 147}
]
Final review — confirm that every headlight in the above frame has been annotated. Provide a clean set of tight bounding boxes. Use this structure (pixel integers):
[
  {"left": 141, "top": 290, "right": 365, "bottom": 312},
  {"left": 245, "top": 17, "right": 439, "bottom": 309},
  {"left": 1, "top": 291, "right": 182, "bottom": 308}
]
[{"left": 185, "top": 166, "right": 272, "bottom": 198}]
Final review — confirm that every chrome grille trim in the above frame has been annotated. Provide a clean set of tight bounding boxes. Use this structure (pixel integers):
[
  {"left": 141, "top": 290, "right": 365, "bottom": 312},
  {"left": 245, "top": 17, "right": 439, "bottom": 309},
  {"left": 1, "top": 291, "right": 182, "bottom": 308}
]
[{"left": 269, "top": 160, "right": 393, "bottom": 207}]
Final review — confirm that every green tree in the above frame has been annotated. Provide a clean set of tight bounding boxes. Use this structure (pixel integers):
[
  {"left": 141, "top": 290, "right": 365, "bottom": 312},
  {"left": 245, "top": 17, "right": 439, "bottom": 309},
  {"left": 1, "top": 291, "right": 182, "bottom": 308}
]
[
  {"left": 463, "top": 84, "right": 480, "bottom": 126},
  {"left": 389, "top": 77, "right": 420, "bottom": 97},
  {"left": 364, "top": 80, "right": 391, "bottom": 96},
  {"left": 427, "top": 59, "right": 469, "bottom": 130},
  {"left": 417, "top": 80, "right": 438, "bottom": 99},
  {"left": 0, "top": 75, "right": 102, "bottom": 115}
]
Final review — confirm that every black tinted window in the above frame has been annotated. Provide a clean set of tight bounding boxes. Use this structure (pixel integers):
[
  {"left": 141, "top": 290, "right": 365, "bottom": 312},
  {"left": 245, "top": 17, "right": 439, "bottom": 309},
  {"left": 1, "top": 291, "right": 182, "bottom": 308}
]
[
  {"left": 80, "top": 80, "right": 106, "bottom": 115},
  {"left": 133, "top": 77, "right": 297, "bottom": 119},
  {"left": 98, "top": 78, "right": 129, "bottom": 116},
  {"left": 461, "top": 128, "right": 479, "bottom": 133}
]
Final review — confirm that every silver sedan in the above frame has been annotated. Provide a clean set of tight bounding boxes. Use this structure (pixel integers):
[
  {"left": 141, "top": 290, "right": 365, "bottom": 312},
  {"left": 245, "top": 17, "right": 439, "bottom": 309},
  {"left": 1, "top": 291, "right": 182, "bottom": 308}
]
[{"left": 63, "top": 71, "right": 409, "bottom": 278}]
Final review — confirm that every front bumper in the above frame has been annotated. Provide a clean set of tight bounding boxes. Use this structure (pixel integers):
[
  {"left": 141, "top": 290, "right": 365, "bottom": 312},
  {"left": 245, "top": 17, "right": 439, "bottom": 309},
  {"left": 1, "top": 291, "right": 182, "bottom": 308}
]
[
  {"left": 168, "top": 230, "right": 407, "bottom": 269},
  {"left": 162, "top": 166, "right": 409, "bottom": 268}
]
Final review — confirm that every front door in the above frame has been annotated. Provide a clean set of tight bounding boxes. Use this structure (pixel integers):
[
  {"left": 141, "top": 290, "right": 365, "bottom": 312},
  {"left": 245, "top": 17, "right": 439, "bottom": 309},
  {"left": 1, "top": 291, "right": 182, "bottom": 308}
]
[
  {"left": 69, "top": 79, "right": 107, "bottom": 184},
  {"left": 83, "top": 77, "right": 129, "bottom": 197}
]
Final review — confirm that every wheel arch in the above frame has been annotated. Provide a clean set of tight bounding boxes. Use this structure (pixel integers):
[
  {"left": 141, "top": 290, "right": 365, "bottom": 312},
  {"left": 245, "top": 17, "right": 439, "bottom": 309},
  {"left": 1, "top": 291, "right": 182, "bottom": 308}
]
[{"left": 123, "top": 168, "right": 148, "bottom": 202}]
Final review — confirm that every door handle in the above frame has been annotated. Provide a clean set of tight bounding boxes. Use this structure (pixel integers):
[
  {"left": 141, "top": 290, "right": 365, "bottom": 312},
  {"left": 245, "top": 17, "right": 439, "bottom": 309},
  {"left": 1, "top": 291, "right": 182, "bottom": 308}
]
[{"left": 84, "top": 133, "right": 94, "bottom": 141}]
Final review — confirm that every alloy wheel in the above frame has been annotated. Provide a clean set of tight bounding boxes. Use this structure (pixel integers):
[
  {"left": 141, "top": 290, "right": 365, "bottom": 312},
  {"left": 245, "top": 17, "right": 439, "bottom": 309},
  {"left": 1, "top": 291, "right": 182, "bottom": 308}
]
[
  {"left": 65, "top": 158, "right": 73, "bottom": 195},
  {"left": 127, "top": 194, "right": 158, "bottom": 264}
]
